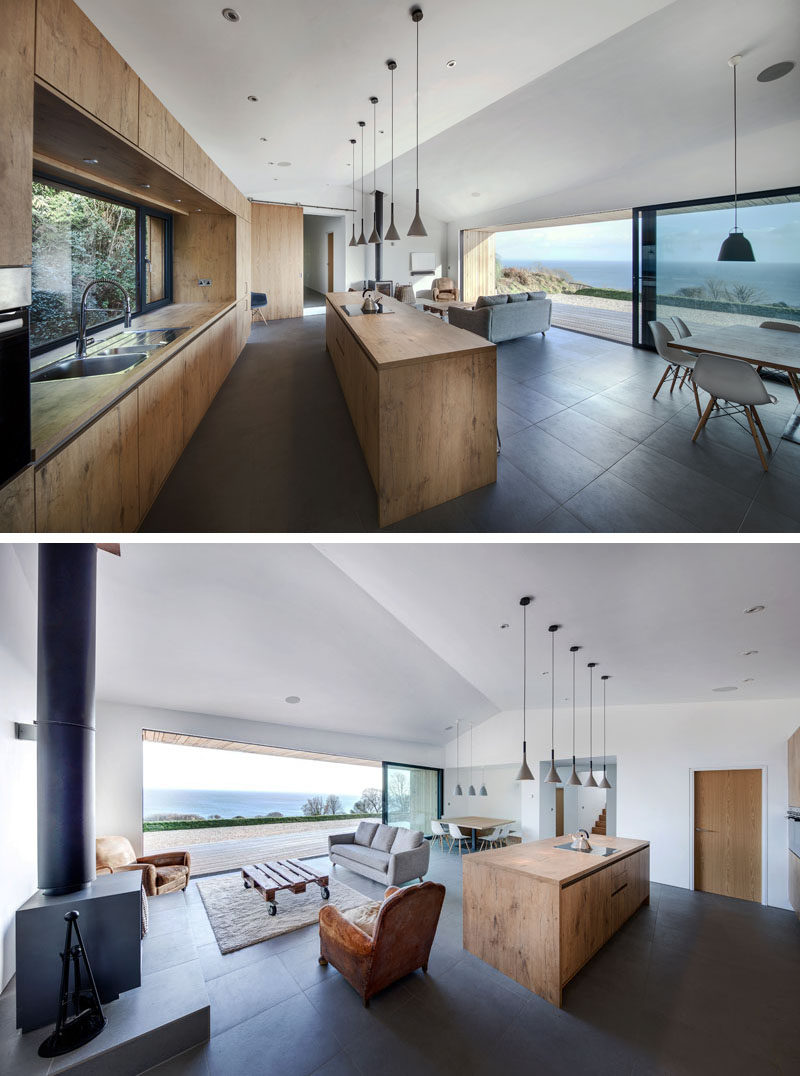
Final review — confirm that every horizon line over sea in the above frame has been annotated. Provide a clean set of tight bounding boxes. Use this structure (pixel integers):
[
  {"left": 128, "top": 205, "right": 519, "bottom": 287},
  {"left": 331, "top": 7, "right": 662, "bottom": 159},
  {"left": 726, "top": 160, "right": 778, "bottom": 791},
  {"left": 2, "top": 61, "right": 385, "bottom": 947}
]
[{"left": 142, "top": 787, "right": 367, "bottom": 820}]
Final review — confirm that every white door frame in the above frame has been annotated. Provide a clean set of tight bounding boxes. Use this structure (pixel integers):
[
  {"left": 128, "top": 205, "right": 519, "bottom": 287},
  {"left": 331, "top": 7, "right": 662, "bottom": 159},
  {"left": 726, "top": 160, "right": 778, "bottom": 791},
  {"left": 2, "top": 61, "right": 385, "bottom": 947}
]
[{"left": 688, "top": 764, "right": 768, "bottom": 905}]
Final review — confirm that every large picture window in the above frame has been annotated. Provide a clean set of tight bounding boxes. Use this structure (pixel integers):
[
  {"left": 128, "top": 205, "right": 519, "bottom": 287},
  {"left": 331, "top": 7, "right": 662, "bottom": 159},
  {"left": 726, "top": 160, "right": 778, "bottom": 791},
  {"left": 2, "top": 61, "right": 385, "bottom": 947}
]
[{"left": 31, "top": 177, "right": 172, "bottom": 353}]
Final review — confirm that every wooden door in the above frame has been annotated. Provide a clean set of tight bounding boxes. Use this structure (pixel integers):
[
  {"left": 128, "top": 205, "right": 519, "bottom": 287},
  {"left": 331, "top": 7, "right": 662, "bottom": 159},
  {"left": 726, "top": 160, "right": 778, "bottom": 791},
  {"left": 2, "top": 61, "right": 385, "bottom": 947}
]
[
  {"left": 327, "top": 232, "right": 334, "bottom": 292},
  {"left": 694, "top": 769, "right": 761, "bottom": 902},
  {"left": 555, "top": 788, "right": 564, "bottom": 836},
  {"left": 250, "top": 203, "right": 303, "bottom": 319}
]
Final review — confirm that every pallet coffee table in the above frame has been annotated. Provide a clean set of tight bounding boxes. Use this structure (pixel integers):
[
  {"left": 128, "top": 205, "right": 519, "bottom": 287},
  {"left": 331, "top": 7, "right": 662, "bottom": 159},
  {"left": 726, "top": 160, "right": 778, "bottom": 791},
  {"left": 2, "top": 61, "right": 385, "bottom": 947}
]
[{"left": 242, "top": 859, "right": 330, "bottom": 916}]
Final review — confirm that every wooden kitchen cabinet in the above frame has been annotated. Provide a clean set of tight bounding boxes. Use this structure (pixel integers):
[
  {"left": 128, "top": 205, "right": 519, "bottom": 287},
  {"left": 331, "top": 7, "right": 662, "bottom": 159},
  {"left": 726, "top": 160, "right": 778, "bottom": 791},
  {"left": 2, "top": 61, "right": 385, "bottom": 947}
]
[
  {"left": 35, "top": 0, "right": 139, "bottom": 143},
  {"left": 35, "top": 393, "right": 139, "bottom": 532},
  {"left": 138, "top": 81, "right": 184, "bottom": 175},
  {"left": 138, "top": 356, "right": 185, "bottom": 517},
  {"left": 0, "top": 0, "right": 35, "bottom": 267},
  {"left": 182, "top": 309, "right": 237, "bottom": 443},
  {"left": 0, "top": 466, "right": 35, "bottom": 532},
  {"left": 236, "top": 215, "right": 251, "bottom": 300}
]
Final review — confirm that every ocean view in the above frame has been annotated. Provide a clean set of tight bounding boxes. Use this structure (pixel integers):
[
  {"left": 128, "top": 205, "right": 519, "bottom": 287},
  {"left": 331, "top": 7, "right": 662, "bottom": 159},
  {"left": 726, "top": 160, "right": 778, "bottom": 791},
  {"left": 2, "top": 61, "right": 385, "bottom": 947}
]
[
  {"left": 143, "top": 787, "right": 364, "bottom": 820},
  {"left": 498, "top": 258, "right": 800, "bottom": 306}
]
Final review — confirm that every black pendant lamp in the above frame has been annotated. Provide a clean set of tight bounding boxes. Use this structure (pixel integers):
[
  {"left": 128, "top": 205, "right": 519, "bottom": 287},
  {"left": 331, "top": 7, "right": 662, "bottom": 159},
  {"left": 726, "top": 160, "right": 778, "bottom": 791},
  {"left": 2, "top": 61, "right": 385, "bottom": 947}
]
[
  {"left": 453, "top": 718, "right": 463, "bottom": 796},
  {"left": 407, "top": 7, "right": 428, "bottom": 237},
  {"left": 348, "top": 138, "right": 358, "bottom": 247},
  {"left": 567, "top": 645, "right": 582, "bottom": 785},
  {"left": 718, "top": 55, "right": 755, "bottom": 262},
  {"left": 368, "top": 97, "right": 380, "bottom": 244},
  {"left": 584, "top": 662, "right": 598, "bottom": 788},
  {"left": 356, "top": 121, "right": 367, "bottom": 246},
  {"left": 545, "top": 625, "right": 561, "bottom": 784},
  {"left": 514, "top": 596, "right": 535, "bottom": 782},
  {"left": 599, "top": 675, "right": 612, "bottom": 789},
  {"left": 384, "top": 60, "right": 401, "bottom": 242}
]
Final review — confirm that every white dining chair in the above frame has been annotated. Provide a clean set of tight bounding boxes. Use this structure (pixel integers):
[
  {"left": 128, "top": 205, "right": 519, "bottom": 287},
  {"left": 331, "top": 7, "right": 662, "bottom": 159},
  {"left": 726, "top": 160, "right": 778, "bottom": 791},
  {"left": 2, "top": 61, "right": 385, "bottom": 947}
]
[
  {"left": 649, "top": 320, "right": 702, "bottom": 416},
  {"left": 760, "top": 320, "right": 800, "bottom": 333},
  {"left": 478, "top": 826, "right": 504, "bottom": 851},
  {"left": 691, "top": 353, "right": 778, "bottom": 470},
  {"left": 671, "top": 316, "right": 692, "bottom": 338},
  {"left": 430, "top": 819, "right": 451, "bottom": 852},
  {"left": 447, "top": 824, "right": 472, "bottom": 855}
]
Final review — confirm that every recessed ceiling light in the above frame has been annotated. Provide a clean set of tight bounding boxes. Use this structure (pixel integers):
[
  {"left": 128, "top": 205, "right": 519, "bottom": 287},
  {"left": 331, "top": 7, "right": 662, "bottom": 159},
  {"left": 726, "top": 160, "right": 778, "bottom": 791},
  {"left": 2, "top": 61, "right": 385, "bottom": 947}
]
[
  {"left": 268, "top": 161, "right": 274, "bottom": 165},
  {"left": 446, "top": 59, "right": 456, "bottom": 68},
  {"left": 743, "top": 604, "right": 766, "bottom": 614},
  {"left": 222, "top": 7, "right": 240, "bottom": 22},
  {"left": 444, "top": 725, "right": 454, "bottom": 731},
  {"left": 742, "top": 677, "right": 755, "bottom": 683},
  {"left": 83, "top": 158, "right": 98, "bottom": 164},
  {"left": 285, "top": 695, "right": 301, "bottom": 704},
  {"left": 140, "top": 183, "right": 151, "bottom": 189},
  {"left": 471, "top": 192, "right": 481, "bottom": 197},
  {"left": 195, "top": 208, "right": 202, "bottom": 212},
  {"left": 247, "top": 95, "right": 258, "bottom": 102},
  {"left": 740, "top": 650, "right": 759, "bottom": 656},
  {"left": 500, "top": 623, "right": 509, "bottom": 630},
  {"left": 757, "top": 60, "right": 794, "bottom": 82},
  {"left": 712, "top": 686, "right": 738, "bottom": 692},
  {"left": 174, "top": 198, "right": 182, "bottom": 203},
  {"left": 260, "top": 137, "right": 267, "bottom": 142},
  {"left": 277, "top": 161, "right": 291, "bottom": 167}
]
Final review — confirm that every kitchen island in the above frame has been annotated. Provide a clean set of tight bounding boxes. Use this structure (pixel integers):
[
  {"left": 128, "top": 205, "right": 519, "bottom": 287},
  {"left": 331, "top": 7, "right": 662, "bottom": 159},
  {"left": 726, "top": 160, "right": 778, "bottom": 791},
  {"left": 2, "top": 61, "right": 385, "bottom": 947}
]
[
  {"left": 325, "top": 293, "right": 497, "bottom": 527},
  {"left": 463, "top": 835, "right": 649, "bottom": 1006}
]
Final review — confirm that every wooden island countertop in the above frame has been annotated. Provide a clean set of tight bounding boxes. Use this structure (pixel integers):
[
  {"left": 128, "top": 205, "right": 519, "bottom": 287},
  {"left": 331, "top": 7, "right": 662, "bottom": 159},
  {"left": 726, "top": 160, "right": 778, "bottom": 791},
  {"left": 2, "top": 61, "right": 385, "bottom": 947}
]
[{"left": 463, "top": 836, "right": 650, "bottom": 1006}]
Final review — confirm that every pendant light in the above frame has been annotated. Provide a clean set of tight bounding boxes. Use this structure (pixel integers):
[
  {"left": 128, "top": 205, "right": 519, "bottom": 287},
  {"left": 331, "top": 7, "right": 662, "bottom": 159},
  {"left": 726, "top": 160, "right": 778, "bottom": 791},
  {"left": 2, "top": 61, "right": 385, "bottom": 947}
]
[
  {"left": 584, "top": 662, "right": 598, "bottom": 788},
  {"left": 384, "top": 60, "right": 401, "bottom": 241},
  {"left": 718, "top": 55, "right": 755, "bottom": 262},
  {"left": 453, "top": 719, "right": 463, "bottom": 796},
  {"left": 467, "top": 723, "right": 476, "bottom": 797},
  {"left": 407, "top": 7, "right": 428, "bottom": 237},
  {"left": 356, "top": 121, "right": 367, "bottom": 246},
  {"left": 479, "top": 765, "right": 488, "bottom": 797},
  {"left": 599, "top": 675, "right": 612, "bottom": 789},
  {"left": 368, "top": 97, "right": 380, "bottom": 244},
  {"left": 567, "top": 646, "right": 582, "bottom": 785},
  {"left": 348, "top": 138, "right": 358, "bottom": 247},
  {"left": 545, "top": 624, "right": 561, "bottom": 784},
  {"left": 514, "top": 596, "right": 535, "bottom": 782}
]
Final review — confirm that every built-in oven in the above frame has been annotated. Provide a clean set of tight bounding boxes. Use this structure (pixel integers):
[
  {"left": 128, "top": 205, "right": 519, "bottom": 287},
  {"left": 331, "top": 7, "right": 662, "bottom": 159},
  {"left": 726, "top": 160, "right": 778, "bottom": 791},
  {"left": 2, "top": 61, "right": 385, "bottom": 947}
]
[
  {"left": 789, "top": 807, "right": 800, "bottom": 859},
  {"left": 0, "top": 267, "right": 32, "bottom": 486}
]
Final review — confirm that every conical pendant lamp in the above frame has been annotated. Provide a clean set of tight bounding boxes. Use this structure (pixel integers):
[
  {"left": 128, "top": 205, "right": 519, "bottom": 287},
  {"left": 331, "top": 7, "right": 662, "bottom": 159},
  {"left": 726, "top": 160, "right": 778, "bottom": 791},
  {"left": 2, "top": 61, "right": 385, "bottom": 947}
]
[
  {"left": 515, "top": 596, "right": 535, "bottom": 782},
  {"left": 718, "top": 55, "right": 755, "bottom": 261},
  {"left": 545, "top": 624, "right": 561, "bottom": 784},
  {"left": 407, "top": 7, "right": 428, "bottom": 237},
  {"left": 368, "top": 97, "right": 380, "bottom": 244},
  {"left": 453, "top": 719, "right": 463, "bottom": 796},
  {"left": 599, "top": 675, "right": 612, "bottom": 789},
  {"left": 348, "top": 138, "right": 358, "bottom": 247},
  {"left": 467, "top": 723, "right": 476, "bottom": 796},
  {"left": 479, "top": 765, "right": 488, "bottom": 797},
  {"left": 384, "top": 60, "right": 401, "bottom": 241},
  {"left": 584, "top": 663, "right": 598, "bottom": 787},
  {"left": 356, "top": 121, "right": 367, "bottom": 246},
  {"left": 567, "top": 645, "right": 582, "bottom": 785}
]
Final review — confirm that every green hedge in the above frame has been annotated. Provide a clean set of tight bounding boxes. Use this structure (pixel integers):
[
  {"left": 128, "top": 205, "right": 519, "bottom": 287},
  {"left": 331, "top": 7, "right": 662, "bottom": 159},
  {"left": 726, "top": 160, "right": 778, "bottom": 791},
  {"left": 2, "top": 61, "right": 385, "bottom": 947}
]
[
  {"left": 142, "top": 813, "right": 379, "bottom": 833},
  {"left": 574, "top": 286, "right": 633, "bottom": 301}
]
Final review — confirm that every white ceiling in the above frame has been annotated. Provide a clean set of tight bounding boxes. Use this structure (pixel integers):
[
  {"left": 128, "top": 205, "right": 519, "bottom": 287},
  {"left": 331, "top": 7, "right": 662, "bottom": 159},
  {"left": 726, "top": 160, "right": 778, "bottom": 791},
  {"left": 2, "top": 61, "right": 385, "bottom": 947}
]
[{"left": 10, "top": 543, "right": 797, "bottom": 747}]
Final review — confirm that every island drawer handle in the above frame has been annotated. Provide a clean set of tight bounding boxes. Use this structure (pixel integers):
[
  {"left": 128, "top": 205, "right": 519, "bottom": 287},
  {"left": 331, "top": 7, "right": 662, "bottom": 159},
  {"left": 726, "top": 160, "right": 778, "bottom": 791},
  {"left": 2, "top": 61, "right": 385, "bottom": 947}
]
[{"left": 611, "top": 883, "right": 628, "bottom": 897}]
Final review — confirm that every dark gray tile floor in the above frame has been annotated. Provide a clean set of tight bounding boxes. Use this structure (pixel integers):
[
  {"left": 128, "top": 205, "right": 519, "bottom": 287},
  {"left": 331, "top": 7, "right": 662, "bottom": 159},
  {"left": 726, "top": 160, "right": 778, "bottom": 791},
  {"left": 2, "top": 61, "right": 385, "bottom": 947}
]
[
  {"left": 141, "top": 315, "right": 800, "bottom": 533},
  {"left": 143, "top": 847, "right": 800, "bottom": 1076}
]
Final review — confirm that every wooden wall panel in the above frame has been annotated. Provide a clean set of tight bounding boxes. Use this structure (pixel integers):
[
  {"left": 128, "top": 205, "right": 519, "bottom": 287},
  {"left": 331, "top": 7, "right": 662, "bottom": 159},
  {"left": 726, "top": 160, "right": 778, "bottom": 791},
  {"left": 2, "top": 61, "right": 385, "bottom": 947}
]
[
  {"left": 0, "top": 466, "right": 35, "bottom": 532},
  {"left": 236, "top": 215, "right": 251, "bottom": 300},
  {"left": 0, "top": 0, "right": 35, "bottom": 266},
  {"left": 250, "top": 203, "right": 303, "bottom": 320},
  {"left": 789, "top": 727, "right": 800, "bottom": 807},
  {"left": 461, "top": 228, "right": 496, "bottom": 303},
  {"left": 138, "top": 80, "right": 183, "bottom": 175},
  {"left": 173, "top": 213, "right": 236, "bottom": 304},
  {"left": 35, "top": 0, "right": 139, "bottom": 142}
]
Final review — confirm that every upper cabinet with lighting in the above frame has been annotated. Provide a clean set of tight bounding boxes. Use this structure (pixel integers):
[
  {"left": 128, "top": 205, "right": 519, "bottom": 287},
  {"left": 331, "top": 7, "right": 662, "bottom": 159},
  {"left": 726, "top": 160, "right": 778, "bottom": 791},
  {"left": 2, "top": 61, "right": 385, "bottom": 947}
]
[
  {"left": 0, "top": 0, "right": 35, "bottom": 267},
  {"left": 35, "top": 0, "right": 139, "bottom": 143}
]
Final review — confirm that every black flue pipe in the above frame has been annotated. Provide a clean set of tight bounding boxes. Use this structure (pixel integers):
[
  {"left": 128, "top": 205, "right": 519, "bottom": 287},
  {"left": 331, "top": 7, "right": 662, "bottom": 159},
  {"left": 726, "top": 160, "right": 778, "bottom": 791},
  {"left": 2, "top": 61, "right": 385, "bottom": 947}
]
[
  {"left": 37, "top": 544, "right": 97, "bottom": 896},
  {"left": 374, "top": 189, "right": 384, "bottom": 283}
]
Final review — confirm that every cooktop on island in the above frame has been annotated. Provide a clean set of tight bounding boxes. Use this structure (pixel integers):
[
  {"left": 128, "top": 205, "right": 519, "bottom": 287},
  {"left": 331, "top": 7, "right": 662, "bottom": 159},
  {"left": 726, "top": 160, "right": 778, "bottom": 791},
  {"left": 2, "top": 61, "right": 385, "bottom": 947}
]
[{"left": 340, "top": 304, "right": 396, "bottom": 317}]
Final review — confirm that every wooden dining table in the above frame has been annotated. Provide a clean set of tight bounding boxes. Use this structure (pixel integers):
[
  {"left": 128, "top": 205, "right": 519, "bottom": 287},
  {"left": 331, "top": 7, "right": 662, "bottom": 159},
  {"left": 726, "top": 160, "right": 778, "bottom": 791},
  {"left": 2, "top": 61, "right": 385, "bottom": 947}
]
[
  {"left": 667, "top": 324, "right": 800, "bottom": 443},
  {"left": 440, "top": 816, "right": 515, "bottom": 852}
]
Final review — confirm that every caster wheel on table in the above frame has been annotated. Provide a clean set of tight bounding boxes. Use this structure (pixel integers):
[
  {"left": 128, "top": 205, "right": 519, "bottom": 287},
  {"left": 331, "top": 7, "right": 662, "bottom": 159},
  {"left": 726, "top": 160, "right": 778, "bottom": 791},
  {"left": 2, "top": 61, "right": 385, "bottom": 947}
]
[
  {"left": 321, "top": 887, "right": 330, "bottom": 900},
  {"left": 268, "top": 903, "right": 277, "bottom": 916}
]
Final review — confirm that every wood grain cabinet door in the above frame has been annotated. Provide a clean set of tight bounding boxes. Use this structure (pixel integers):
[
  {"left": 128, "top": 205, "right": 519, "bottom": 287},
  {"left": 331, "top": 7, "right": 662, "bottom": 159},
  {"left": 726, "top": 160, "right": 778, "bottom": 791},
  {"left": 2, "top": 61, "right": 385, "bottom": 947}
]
[
  {"left": 0, "top": 0, "right": 35, "bottom": 267},
  {"left": 138, "top": 357, "right": 185, "bottom": 516},
  {"left": 138, "top": 81, "right": 183, "bottom": 174},
  {"left": 560, "top": 870, "right": 611, "bottom": 985},
  {"left": 694, "top": 769, "right": 762, "bottom": 902},
  {"left": 0, "top": 466, "right": 35, "bottom": 532}
]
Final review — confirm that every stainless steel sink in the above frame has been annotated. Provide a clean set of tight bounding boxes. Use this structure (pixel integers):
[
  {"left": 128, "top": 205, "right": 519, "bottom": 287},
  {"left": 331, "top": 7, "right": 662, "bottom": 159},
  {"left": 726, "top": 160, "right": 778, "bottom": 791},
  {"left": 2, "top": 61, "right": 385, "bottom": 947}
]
[
  {"left": 31, "top": 353, "right": 150, "bottom": 382},
  {"left": 554, "top": 842, "right": 618, "bottom": 857}
]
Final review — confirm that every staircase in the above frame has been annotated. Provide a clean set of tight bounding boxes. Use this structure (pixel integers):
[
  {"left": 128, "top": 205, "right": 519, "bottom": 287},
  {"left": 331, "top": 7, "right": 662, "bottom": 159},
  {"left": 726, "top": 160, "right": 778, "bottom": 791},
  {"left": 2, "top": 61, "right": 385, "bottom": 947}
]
[{"left": 591, "top": 807, "right": 607, "bottom": 836}]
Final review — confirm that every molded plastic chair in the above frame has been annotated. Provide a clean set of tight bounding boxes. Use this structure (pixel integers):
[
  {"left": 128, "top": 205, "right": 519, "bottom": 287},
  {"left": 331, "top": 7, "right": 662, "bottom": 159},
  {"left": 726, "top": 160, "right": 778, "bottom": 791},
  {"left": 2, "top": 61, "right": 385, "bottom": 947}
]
[
  {"left": 251, "top": 291, "right": 268, "bottom": 325},
  {"left": 478, "top": 826, "right": 504, "bottom": 851},
  {"left": 671, "top": 316, "right": 691, "bottom": 338},
  {"left": 447, "top": 824, "right": 472, "bottom": 855},
  {"left": 760, "top": 320, "right": 800, "bottom": 333},
  {"left": 430, "top": 819, "right": 451, "bottom": 851},
  {"left": 649, "top": 319, "right": 701, "bottom": 416},
  {"left": 691, "top": 353, "right": 778, "bottom": 470}
]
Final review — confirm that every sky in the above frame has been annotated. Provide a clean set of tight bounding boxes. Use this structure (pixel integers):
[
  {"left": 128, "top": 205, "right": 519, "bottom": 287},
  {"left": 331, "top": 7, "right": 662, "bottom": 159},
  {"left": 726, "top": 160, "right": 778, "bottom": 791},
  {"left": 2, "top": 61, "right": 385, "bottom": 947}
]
[
  {"left": 495, "top": 202, "right": 800, "bottom": 264},
  {"left": 143, "top": 741, "right": 379, "bottom": 794}
]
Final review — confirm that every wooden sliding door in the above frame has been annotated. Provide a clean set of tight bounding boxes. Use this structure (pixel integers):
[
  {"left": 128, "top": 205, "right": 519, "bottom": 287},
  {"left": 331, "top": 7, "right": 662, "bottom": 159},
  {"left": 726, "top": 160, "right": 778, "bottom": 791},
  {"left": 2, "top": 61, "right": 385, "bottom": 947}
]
[
  {"left": 250, "top": 203, "right": 303, "bottom": 320},
  {"left": 694, "top": 769, "right": 761, "bottom": 902},
  {"left": 461, "top": 228, "right": 496, "bottom": 303}
]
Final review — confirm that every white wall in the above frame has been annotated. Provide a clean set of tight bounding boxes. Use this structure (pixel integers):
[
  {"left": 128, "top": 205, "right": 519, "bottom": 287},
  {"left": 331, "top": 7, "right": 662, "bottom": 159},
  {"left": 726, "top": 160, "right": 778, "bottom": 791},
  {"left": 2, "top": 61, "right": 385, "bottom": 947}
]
[
  {"left": 95, "top": 700, "right": 444, "bottom": 856},
  {"left": 0, "top": 547, "right": 38, "bottom": 990},
  {"left": 378, "top": 195, "right": 448, "bottom": 298},
  {"left": 445, "top": 699, "right": 799, "bottom": 909},
  {"left": 442, "top": 763, "right": 521, "bottom": 836}
]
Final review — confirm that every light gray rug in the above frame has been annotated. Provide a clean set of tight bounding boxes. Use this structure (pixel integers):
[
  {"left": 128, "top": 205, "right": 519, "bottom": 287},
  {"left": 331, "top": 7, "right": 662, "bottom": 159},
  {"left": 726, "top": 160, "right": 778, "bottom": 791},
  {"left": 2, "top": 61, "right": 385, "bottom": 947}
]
[{"left": 197, "top": 872, "right": 369, "bottom": 954}]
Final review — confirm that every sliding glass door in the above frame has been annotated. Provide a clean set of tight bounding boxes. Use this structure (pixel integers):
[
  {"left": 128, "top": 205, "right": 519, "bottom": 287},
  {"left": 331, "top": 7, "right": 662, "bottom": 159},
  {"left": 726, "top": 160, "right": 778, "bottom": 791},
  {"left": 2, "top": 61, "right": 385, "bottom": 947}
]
[
  {"left": 633, "top": 187, "right": 800, "bottom": 347},
  {"left": 382, "top": 762, "right": 442, "bottom": 837}
]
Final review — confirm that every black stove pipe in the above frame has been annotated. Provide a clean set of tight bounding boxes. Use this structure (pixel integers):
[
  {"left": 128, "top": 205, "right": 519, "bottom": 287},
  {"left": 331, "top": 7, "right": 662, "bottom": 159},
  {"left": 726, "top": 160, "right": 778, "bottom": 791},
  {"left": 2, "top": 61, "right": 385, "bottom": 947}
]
[{"left": 37, "top": 544, "right": 97, "bottom": 896}]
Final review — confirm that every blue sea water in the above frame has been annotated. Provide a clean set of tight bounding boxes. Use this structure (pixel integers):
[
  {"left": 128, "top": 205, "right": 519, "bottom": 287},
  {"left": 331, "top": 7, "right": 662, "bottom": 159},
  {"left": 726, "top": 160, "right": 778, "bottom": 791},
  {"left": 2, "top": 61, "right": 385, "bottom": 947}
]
[
  {"left": 143, "top": 788, "right": 362, "bottom": 820},
  {"left": 498, "top": 258, "right": 800, "bottom": 307}
]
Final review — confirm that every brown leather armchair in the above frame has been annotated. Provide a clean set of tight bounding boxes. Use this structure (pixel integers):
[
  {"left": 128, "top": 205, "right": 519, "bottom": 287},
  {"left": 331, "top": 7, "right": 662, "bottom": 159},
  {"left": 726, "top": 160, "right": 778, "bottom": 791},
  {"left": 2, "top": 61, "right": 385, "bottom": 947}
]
[
  {"left": 432, "top": 277, "right": 458, "bottom": 302},
  {"left": 318, "top": 881, "right": 445, "bottom": 1006},
  {"left": 96, "top": 836, "right": 191, "bottom": 896}
]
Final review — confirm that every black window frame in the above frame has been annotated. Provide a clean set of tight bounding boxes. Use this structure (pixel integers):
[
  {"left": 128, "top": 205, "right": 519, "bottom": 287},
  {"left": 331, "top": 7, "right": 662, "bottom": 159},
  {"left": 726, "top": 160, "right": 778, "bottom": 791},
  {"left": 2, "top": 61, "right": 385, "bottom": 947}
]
[
  {"left": 31, "top": 171, "right": 173, "bottom": 357},
  {"left": 381, "top": 760, "right": 444, "bottom": 830}
]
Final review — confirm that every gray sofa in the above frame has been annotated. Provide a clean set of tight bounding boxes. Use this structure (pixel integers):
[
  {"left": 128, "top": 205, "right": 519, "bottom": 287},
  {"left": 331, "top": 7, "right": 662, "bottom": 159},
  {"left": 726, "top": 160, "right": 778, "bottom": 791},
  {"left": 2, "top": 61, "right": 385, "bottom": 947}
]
[
  {"left": 328, "top": 821, "right": 430, "bottom": 887},
  {"left": 449, "top": 291, "right": 552, "bottom": 342}
]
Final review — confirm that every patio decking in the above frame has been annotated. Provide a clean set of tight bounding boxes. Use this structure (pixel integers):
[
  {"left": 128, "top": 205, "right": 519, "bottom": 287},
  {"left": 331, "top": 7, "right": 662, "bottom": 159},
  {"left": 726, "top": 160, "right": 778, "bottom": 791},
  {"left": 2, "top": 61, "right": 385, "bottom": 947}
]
[{"left": 551, "top": 299, "right": 632, "bottom": 343}]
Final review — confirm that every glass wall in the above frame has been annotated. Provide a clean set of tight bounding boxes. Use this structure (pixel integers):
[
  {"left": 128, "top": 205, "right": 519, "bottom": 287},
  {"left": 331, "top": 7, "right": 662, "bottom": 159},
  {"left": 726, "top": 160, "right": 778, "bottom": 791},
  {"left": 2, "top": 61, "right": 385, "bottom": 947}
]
[
  {"left": 383, "top": 762, "right": 442, "bottom": 836},
  {"left": 634, "top": 189, "right": 800, "bottom": 347}
]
